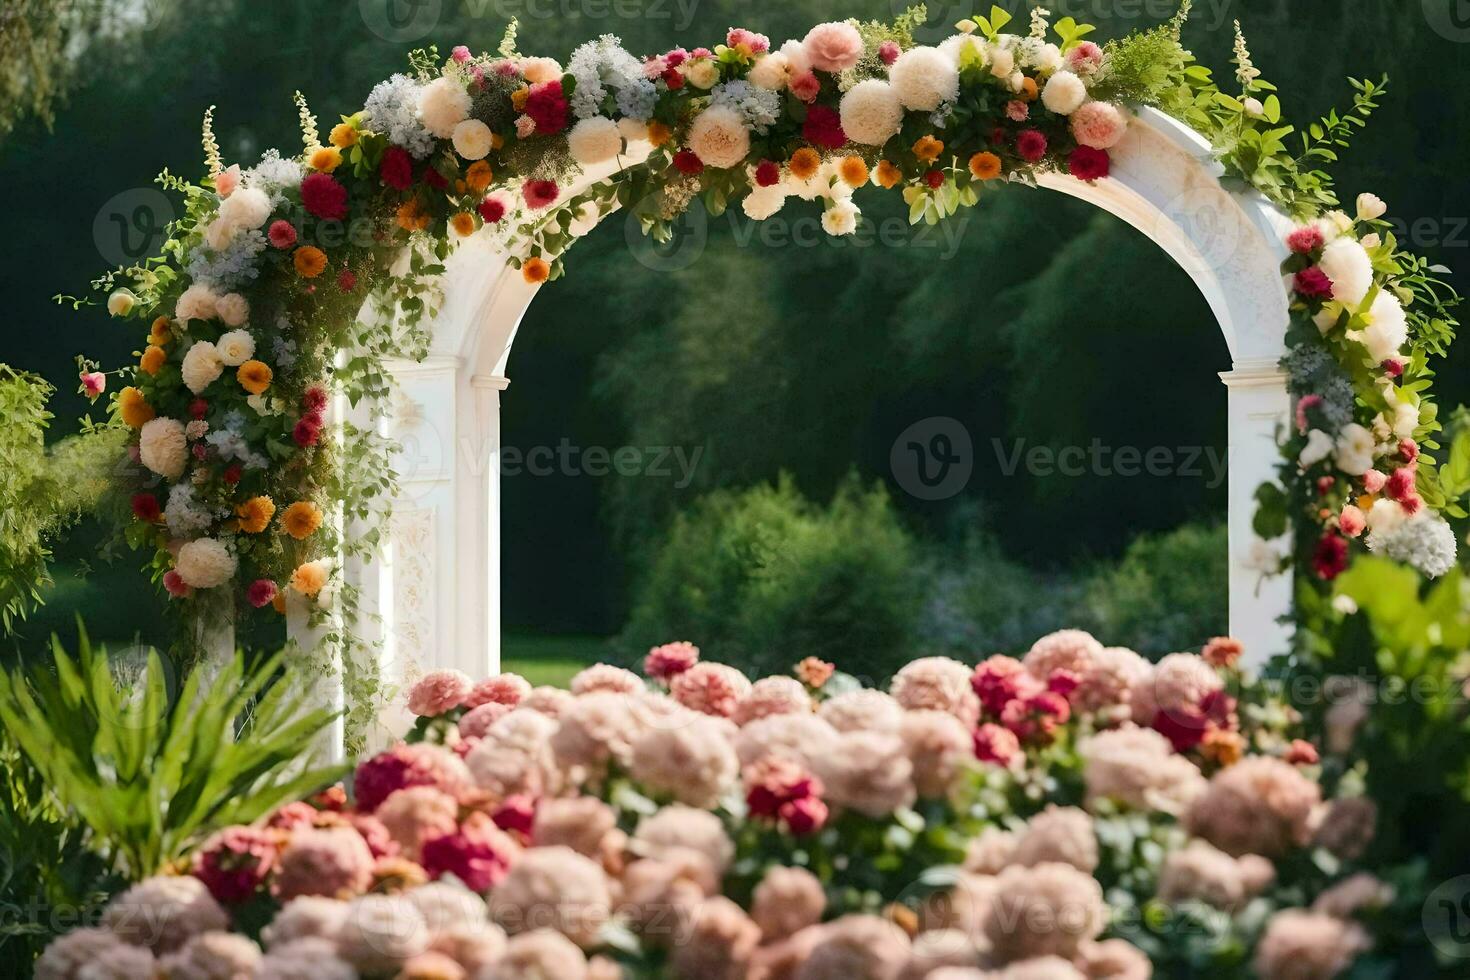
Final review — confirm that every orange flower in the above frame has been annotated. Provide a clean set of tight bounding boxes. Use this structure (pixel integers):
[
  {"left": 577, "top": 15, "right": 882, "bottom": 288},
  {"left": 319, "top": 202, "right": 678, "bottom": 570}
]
[
  {"left": 522, "top": 257, "right": 551, "bottom": 284},
  {"left": 118, "top": 386, "right": 154, "bottom": 428},
  {"left": 293, "top": 245, "right": 327, "bottom": 278},
  {"left": 148, "top": 316, "right": 171, "bottom": 346},
  {"left": 290, "top": 560, "right": 329, "bottom": 597},
  {"left": 139, "top": 345, "right": 167, "bottom": 375},
  {"left": 1200, "top": 728, "right": 1245, "bottom": 767},
  {"left": 237, "top": 360, "right": 273, "bottom": 395},
  {"left": 511, "top": 86, "right": 530, "bottom": 111},
  {"left": 874, "top": 160, "right": 903, "bottom": 189},
  {"left": 913, "top": 136, "right": 945, "bottom": 163},
  {"left": 395, "top": 199, "right": 430, "bottom": 232},
  {"left": 491, "top": 131, "right": 505, "bottom": 151},
  {"left": 647, "top": 121, "right": 672, "bottom": 147},
  {"left": 788, "top": 147, "right": 822, "bottom": 181},
  {"left": 1019, "top": 77, "right": 1039, "bottom": 102},
  {"left": 450, "top": 212, "right": 476, "bottom": 237},
  {"left": 465, "top": 160, "right": 494, "bottom": 193},
  {"left": 1356, "top": 493, "right": 1377, "bottom": 512},
  {"left": 235, "top": 495, "right": 276, "bottom": 534},
  {"left": 969, "top": 151, "right": 1002, "bottom": 180},
  {"left": 329, "top": 122, "right": 358, "bottom": 148},
  {"left": 271, "top": 590, "right": 288, "bottom": 613},
  {"left": 837, "top": 156, "right": 869, "bottom": 188},
  {"left": 281, "top": 500, "right": 324, "bottom": 540},
  {"left": 310, "top": 146, "right": 342, "bottom": 173}
]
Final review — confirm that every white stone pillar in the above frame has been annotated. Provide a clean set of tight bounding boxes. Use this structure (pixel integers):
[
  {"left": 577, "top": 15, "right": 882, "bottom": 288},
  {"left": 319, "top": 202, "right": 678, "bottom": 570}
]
[
  {"left": 285, "top": 589, "right": 345, "bottom": 765},
  {"left": 1220, "top": 361, "right": 1294, "bottom": 664},
  {"left": 456, "top": 373, "right": 508, "bottom": 678}
]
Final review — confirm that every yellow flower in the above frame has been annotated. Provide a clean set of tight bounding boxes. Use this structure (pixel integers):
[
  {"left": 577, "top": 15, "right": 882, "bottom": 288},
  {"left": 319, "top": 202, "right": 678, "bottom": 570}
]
[
  {"left": 450, "top": 212, "right": 476, "bottom": 237},
  {"left": 1019, "top": 77, "right": 1039, "bottom": 102},
  {"left": 118, "top": 386, "right": 154, "bottom": 428},
  {"left": 139, "top": 345, "right": 167, "bottom": 376},
  {"left": 293, "top": 245, "right": 327, "bottom": 278},
  {"left": 465, "top": 160, "right": 493, "bottom": 193},
  {"left": 837, "top": 156, "right": 869, "bottom": 188},
  {"left": 281, "top": 500, "right": 324, "bottom": 540},
  {"left": 522, "top": 257, "right": 551, "bottom": 284},
  {"left": 511, "top": 86, "right": 530, "bottom": 111},
  {"left": 913, "top": 136, "right": 945, "bottom": 163},
  {"left": 148, "top": 316, "right": 171, "bottom": 346},
  {"left": 395, "top": 199, "right": 430, "bottom": 232},
  {"left": 788, "top": 147, "right": 822, "bottom": 181},
  {"left": 237, "top": 360, "right": 273, "bottom": 396},
  {"left": 647, "top": 121, "right": 672, "bottom": 147},
  {"left": 969, "top": 151, "right": 1002, "bottom": 180},
  {"left": 309, "top": 146, "right": 343, "bottom": 172},
  {"left": 290, "top": 560, "right": 329, "bottom": 597},
  {"left": 874, "top": 160, "right": 903, "bottom": 189},
  {"left": 235, "top": 495, "right": 276, "bottom": 534},
  {"left": 329, "top": 122, "right": 358, "bottom": 148}
]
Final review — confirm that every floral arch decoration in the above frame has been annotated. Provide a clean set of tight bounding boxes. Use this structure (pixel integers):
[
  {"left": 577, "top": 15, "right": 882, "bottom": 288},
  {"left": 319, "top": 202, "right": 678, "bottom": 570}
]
[{"left": 79, "top": 4, "right": 1463, "bottom": 755}]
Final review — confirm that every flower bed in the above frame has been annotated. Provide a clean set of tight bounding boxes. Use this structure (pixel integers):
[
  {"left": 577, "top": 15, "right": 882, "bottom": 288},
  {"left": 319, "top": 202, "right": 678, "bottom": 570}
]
[{"left": 37, "top": 632, "right": 1401, "bottom": 979}]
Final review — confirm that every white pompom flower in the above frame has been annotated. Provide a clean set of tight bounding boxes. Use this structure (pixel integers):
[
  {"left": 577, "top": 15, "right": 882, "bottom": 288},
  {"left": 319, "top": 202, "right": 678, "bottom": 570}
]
[
  {"left": 748, "top": 52, "right": 791, "bottom": 91},
  {"left": 216, "top": 330, "right": 256, "bottom": 368},
  {"left": 1041, "top": 70, "right": 1087, "bottom": 115},
  {"left": 176, "top": 538, "right": 238, "bottom": 590},
  {"left": 687, "top": 105, "right": 750, "bottom": 169},
  {"left": 566, "top": 117, "right": 624, "bottom": 166},
  {"left": 1350, "top": 290, "right": 1408, "bottom": 361},
  {"left": 839, "top": 80, "right": 904, "bottom": 146},
  {"left": 418, "top": 76, "right": 471, "bottom": 139},
  {"left": 139, "top": 417, "right": 188, "bottom": 480},
  {"left": 741, "top": 183, "right": 787, "bottom": 221},
  {"left": 180, "top": 341, "right": 224, "bottom": 395},
  {"left": 175, "top": 283, "right": 220, "bottom": 324},
  {"left": 1317, "top": 237, "right": 1374, "bottom": 307},
  {"left": 216, "top": 186, "right": 272, "bottom": 231},
  {"left": 889, "top": 47, "right": 959, "bottom": 112},
  {"left": 451, "top": 119, "right": 494, "bottom": 160},
  {"left": 821, "top": 199, "right": 860, "bottom": 237},
  {"left": 215, "top": 292, "right": 249, "bottom": 327}
]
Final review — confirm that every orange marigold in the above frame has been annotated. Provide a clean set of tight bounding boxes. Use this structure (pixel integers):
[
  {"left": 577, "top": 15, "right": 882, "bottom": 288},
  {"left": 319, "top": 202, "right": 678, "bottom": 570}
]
[
  {"left": 309, "top": 146, "right": 342, "bottom": 172},
  {"left": 139, "top": 345, "right": 167, "bottom": 375},
  {"left": 118, "top": 386, "right": 154, "bottom": 428},
  {"left": 237, "top": 360, "right": 273, "bottom": 395},
  {"left": 450, "top": 212, "right": 476, "bottom": 237},
  {"left": 290, "top": 560, "right": 329, "bottom": 597},
  {"left": 647, "top": 121, "right": 672, "bottom": 147},
  {"left": 1019, "top": 77, "right": 1039, "bottom": 102},
  {"left": 788, "top": 147, "right": 822, "bottom": 181},
  {"left": 281, "top": 500, "right": 324, "bottom": 540},
  {"left": 874, "top": 160, "right": 903, "bottom": 189},
  {"left": 969, "top": 151, "right": 1002, "bottom": 180},
  {"left": 235, "top": 495, "right": 276, "bottom": 534},
  {"left": 329, "top": 122, "right": 358, "bottom": 148},
  {"left": 148, "top": 316, "right": 171, "bottom": 346},
  {"left": 395, "top": 199, "right": 430, "bottom": 232},
  {"left": 465, "top": 160, "right": 494, "bottom": 193},
  {"left": 913, "top": 136, "right": 945, "bottom": 163},
  {"left": 837, "top": 156, "right": 869, "bottom": 188},
  {"left": 522, "top": 257, "right": 551, "bottom": 284},
  {"left": 293, "top": 245, "right": 328, "bottom": 278}
]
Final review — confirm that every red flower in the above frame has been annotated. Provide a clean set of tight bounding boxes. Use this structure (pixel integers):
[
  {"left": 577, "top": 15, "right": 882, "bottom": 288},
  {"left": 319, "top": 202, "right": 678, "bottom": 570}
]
[
  {"left": 268, "top": 220, "right": 297, "bottom": 249},
  {"left": 1398, "top": 438, "right": 1419, "bottom": 465},
  {"left": 337, "top": 268, "right": 357, "bottom": 292},
  {"left": 478, "top": 195, "right": 507, "bottom": 223},
  {"left": 300, "top": 172, "right": 349, "bottom": 221},
  {"left": 493, "top": 794, "right": 537, "bottom": 839},
  {"left": 189, "top": 398, "right": 209, "bottom": 420},
  {"left": 1287, "top": 225, "right": 1324, "bottom": 254},
  {"left": 222, "top": 464, "right": 242, "bottom": 484},
  {"left": 1312, "top": 532, "right": 1349, "bottom": 580},
  {"left": 662, "top": 66, "right": 685, "bottom": 90},
  {"left": 521, "top": 179, "right": 559, "bottom": 209},
  {"left": 1046, "top": 669, "right": 1080, "bottom": 699},
  {"left": 131, "top": 493, "right": 161, "bottom": 522},
  {"left": 423, "top": 166, "right": 448, "bottom": 190},
  {"left": 303, "top": 384, "right": 329, "bottom": 413},
  {"left": 292, "top": 417, "right": 322, "bottom": 448},
  {"left": 972, "top": 722, "right": 1020, "bottom": 767},
  {"left": 1384, "top": 466, "right": 1417, "bottom": 502},
  {"left": 1067, "top": 145, "right": 1110, "bottom": 180},
  {"left": 420, "top": 814, "right": 516, "bottom": 892},
  {"left": 1400, "top": 492, "right": 1424, "bottom": 516},
  {"left": 673, "top": 149, "right": 705, "bottom": 175},
  {"left": 525, "top": 79, "right": 569, "bottom": 134},
  {"left": 246, "top": 579, "right": 278, "bottom": 608},
  {"left": 801, "top": 104, "right": 847, "bottom": 149},
  {"left": 193, "top": 826, "right": 279, "bottom": 904},
  {"left": 778, "top": 796, "right": 828, "bottom": 835},
  {"left": 971, "top": 655, "right": 1037, "bottom": 717},
  {"left": 163, "top": 569, "right": 191, "bottom": 598},
  {"left": 1151, "top": 707, "right": 1208, "bottom": 752},
  {"left": 380, "top": 146, "right": 414, "bottom": 190},
  {"left": 1016, "top": 130, "right": 1048, "bottom": 162},
  {"left": 1381, "top": 358, "right": 1404, "bottom": 378},
  {"left": 923, "top": 168, "right": 944, "bottom": 188},
  {"left": 754, "top": 160, "right": 781, "bottom": 187},
  {"left": 1293, "top": 266, "right": 1333, "bottom": 299},
  {"left": 1284, "top": 739, "right": 1320, "bottom": 765}
]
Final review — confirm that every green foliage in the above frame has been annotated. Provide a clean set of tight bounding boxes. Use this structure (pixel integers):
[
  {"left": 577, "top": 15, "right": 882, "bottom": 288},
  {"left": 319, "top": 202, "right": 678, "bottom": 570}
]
[
  {"left": 1081, "top": 522, "right": 1229, "bottom": 656},
  {"left": 0, "top": 631, "right": 348, "bottom": 878},
  {"left": 618, "top": 475, "right": 921, "bottom": 681}
]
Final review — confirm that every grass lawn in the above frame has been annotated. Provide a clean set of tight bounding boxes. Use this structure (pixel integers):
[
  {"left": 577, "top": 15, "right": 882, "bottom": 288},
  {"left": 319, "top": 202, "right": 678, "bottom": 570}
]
[{"left": 501, "top": 631, "right": 609, "bottom": 687}]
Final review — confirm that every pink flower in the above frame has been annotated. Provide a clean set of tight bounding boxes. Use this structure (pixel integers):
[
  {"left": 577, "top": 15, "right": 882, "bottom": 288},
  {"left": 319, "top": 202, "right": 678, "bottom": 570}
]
[
  {"left": 1295, "top": 394, "right": 1323, "bottom": 433},
  {"left": 525, "top": 79, "right": 569, "bottom": 134},
  {"left": 451, "top": 45, "right": 472, "bottom": 62},
  {"left": 971, "top": 655, "right": 1040, "bottom": 717},
  {"left": 802, "top": 104, "right": 847, "bottom": 149},
  {"left": 1068, "top": 145, "right": 1110, "bottom": 180},
  {"left": 1363, "top": 469, "right": 1388, "bottom": 494},
  {"left": 670, "top": 662, "right": 752, "bottom": 717},
  {"left": 458, "top": 701, "right": 513, "bottom": 739},
  {"left": 1294, "top": 267, "right": 1333, "bottom": 298},
  {"left": 1006, "top": 100, "right": 1029, "bottom": 122},
  {"left": 1070, "top": 101, "right": 1127, "bottom": 149},
  {"left": 407, "top": 669, "right": 473, "bottom": 717},
  {"left": 267, "top": 802, "right": 319, "bottom": 831},
  {"left": 1201, "top": 636, "right": 1245, "bottom": 668},
  {"left": 664, "top": 47, "right": 688, "bottom": 67},
  {"left": 492, "top": 794, "right": 537, "bottom": 839},
  {"left": 726, "top": 28, "right": 770, "bottom": 53},
  {"left": 789, "top": 70, "right": 821, "bottom": 103},
  {"left": 214, "top": 164, "right": 242, "bottom": 198},
  {"left": 803, "top": 22, "right": 864, "bottom": 73},
  {"left": 1002, "top": 690, "right": 1071, "bottom": 745},
  {"left": 1338, "top": 504, "right": 1367, "bottom": 538},
  {"left": 464, "top": 672, "right": 531, "bottom": 709},
  {"left": 1065, "top": 40, "right": 1104, "bottom": 73},
  {"left": 1313, "top": 532, "right": 1349, "bottom": 581},
  {"left": 420, "top": 813, "right": 518, "bottom": 892},
  {"left": 1287, "top": 225, "right": 1324, "bottom": 254},
  {"left": 80, "top": 371, "right": 106, "bottom": 398},
  {"left": 522, "top": 179, "right": 559, "bottom": 209},
  {"left": 353, "top": 742, "right": 471, "bottom": 812},
  {"left": 194, "top": 825, "right": 279, "bottom": 903},
  {"left": 1017, "top": 129, "right": 1049, "bottom": 162},
  {"left": 300, "top": 172, "right": 349, "bottom": 221},
  {"left": 1398, "top": 438, "right": 1419, "bottom": 465},
  {"left": 1384, "top": 466, "right": 1417, "bottom": 502},
  {"left": 796, "top": 657, "right": 834, "bottom": 688},
  {"left": 265, "top": 221, "right": 297, "bottom": 253},
  {"left": 745, "top": 756, "right": 823, "bottom": 821},
  {"left": 163, "top": 570, "right": 191, "bottom": 598},
  {"left": 273, "top": 828, "right": 374, "bottom": 901},
  {"left": 642, "top": 56, "right": 668, "bottom": 80},
  {"left": 1285, "top": 739, "right": 1320, "bottom": 765},
  {"left": 973, "top": 722, "right": 1020, "bottom": 767},
  {"left": 878, "top": 40, "right": 901, "bottom": 65},
  {"left": 779, "top": 795, "right": 829, "bottom": 835},
  {"left": 645, "top": 641, "right": 700, "bottom": 680},
  {"left": 1400, "top": 492, "right": 1424, "bottom": 516},
  {"left": 1381, "top": 358, "right": 1404, "bottom": 378},
  {"left": 246, "top": 579, "right": 278, "bottom": 608}
]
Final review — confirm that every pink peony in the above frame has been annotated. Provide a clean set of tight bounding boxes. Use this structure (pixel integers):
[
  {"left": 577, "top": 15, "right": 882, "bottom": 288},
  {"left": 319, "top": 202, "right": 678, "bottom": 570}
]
[
  {"left": 733, "top": 675, "right": 813, "bottom": 725},
  {"left": 644, "top": 641, "right": 700, "bottom": 680},
  {"left": 458, "top": 701, "right": 514, "bottom": 739},
  {"left": 789, "top": 70, "right": 822, "bottom": 102},
  {"left": 451, "top": 45, "right": 472, "bottom": 62},
  {"left": 972, "top": 721, "right": 1021, "bottom": 767},
  {"left": 353, "top": 742, "right": 472, "bottom": 812},
  {"left": 1338, "top": 503, "right": 1367, "bottom": 538},
  {"left": 744, "top": 755, "right": 824, "bottom": 826},
  {"left": 193, "top": 825, "right": 280, "bottom": 903},
  {"left": 420, "top": 813, "right": 519, "bottom": 892},
  {"left": 1201, "top": 636, "right": 1245, "bottom": 668},
  {"left": 670, "top": 662, "right": 752, "bottom": 717},
  {"left": 376, "top": 786, "right": 459, "bottom": 860},
  {"left": 464, "top": 672, "right": 531, "bottom": 709},
  {"left": 267, "top": 219, "right": 297, "bottom": 249},
  {"left": 407, "top": 669, "right": 472, "bottom": 717},
  {"left": 803, "top": 21, "right": 864, "bottom": 73},
  {"left": 273, "top": 828, "right": 374, "bottom": 901},
  {"left": 1362, "top": 469, "right": 1388, "bottom": 493},
  {"left": 492, "top": 794, "right": 538, "bottom": 839},
  {"left": 247, "top": 578, "right": 278, "bottom": 609},
  {"left": 1070, "top": 101, "right": 1127, "bottom": 149},
  {"left": 1287, "top": 224, "right": 1325, "bottom": 254},
  {"left": 878, "top": 40, "right": 901, "bottom": 65},
  {"left": 1294, "top": 266, "right": 1334, "bottom": 298},
  {"left": 1017, "top": 129, "right": 1049, "bottom": 162},
  {"left": 570, "top": 663, "right": 644, "bottom": 696},
  {"left": 1065, "top": 41, "right": 1104, "bottom": 73},
  {"left": 972, "top": 655, "right": 1040, "bottom": 717},
  {"left": 726, "top": 27, "right": 770, "bottom": 53},
  {"left": 1186, "top": 756, "right": 1322, "bottom": 857},
  {"left": 163, "top": 569, "right": 192, "bottom": 598},
  {"left": 1002, "top": 690, "right": 1071, "bottom": 745}
]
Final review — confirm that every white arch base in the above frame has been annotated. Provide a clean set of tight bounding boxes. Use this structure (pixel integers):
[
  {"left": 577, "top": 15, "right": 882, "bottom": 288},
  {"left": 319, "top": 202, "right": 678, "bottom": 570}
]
[{"left": 347, "top": 106, "right": 1294, "bottom": 716}]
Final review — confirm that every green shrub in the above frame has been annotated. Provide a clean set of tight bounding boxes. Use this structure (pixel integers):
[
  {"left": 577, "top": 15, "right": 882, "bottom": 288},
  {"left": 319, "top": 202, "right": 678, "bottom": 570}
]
[
  {"left": 618, "top": 475, "right": 921, "bottom": 682},
  {"left": 1081, "top": 521, "right": 1228, "bottom": 656}
]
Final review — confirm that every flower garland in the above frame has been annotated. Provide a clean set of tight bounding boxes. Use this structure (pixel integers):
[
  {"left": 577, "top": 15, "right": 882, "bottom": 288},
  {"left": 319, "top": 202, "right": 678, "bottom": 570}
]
[{"left": 75, "top": 5, "right": 1463, "bottom": 742}]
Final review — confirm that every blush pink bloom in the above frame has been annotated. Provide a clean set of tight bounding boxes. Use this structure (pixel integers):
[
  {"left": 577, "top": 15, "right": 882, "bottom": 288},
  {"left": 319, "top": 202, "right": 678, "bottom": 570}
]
[
  {"left": 451, "top": 45, "right": 472, "bottom": 62},
  {"left": 973, "top": 722, "right": 1021, "bottom": 767},
  {"left": 645, "top": 641, "right": 700, "bottom": 680},
  {"left": 1295, "top": 394, "right": 1323, "bottom": 433},
  {"left": 1070, "top": 101, "right": 1127, "bottom": 149},
  {"left": 407, "top": 669, "right": 473, "bottom": 717},
  {"left": 215, "top": 164, "right": 241, "bottom": 197},
  {"left": 878, "top": 40, "right": 901, "bottom": 65},
  {"left": 670, "top": 662, "right": 752, "bottom": 717},
  {"left": 1287, "top": 224, "right": 1324, "bottom": 254},
  {"left": 522, "top": 179, "right": 560, "bottom": 209},
  {"left": 420, "top": 813, "right": 518, "bottom": 892},
  {"left": 1065, "top": 40, "right": 1104, "bottom": 73},
  {"left": 464, "top": 672, "right": 531, "bottom": 709},
  {"left": 492, "top": 794, "right": 538, "bottom": 839},
  {"left": 268, "top": 220, "right": 298, "bottom": 249},
  {"left": 80, "top": 371, "right": 106, "bottom": 398},
  {"left": 803, "top": 22, "right": 864, "bottom": 73},
  {"left": 273, "top": 828, "right": 374, "bottom": 901},
  {"left": 458, "top": 701, "right": 514, "bottom": 739},
  {"left": 1201, "top": 636, "right": 1245, "bottom": 668},
  {"left": 726, "top": 28, "right": 770, "bottom": 53},
  {"left": 789, "top": 70, "right": 821, "bottom": 102},
  {"left": 163, "top": 569, "right": 192, "bottom": 598},
  {"left": 1006, "top": 100, "right": 1030, "bottom": 121},
  {"left": 1338, "top": 504, "right": 1367, "bottom": 538},
  {"left": 353, "top": 742, "right": 472, "bottom": 812},
  {"left": 193, "top": 825, "right": 280, "bottom": 903},
  {"left": 246, "top": 579, "right": 278, "bottom": 609},
  {"left": 971, "top": 655, "right": 1040, "bottom": 717}
]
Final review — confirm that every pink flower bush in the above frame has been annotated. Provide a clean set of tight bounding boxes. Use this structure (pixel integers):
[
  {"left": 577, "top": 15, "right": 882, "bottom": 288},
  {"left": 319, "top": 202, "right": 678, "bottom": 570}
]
[
  {"left": 644, "top": 640, "right": 700, "bottom": 680},
  {"left": 464, "top": 672, "right": 531, "bottom": 709},
  {"left": 670, "top": 662, "right": 752, "bottom": 717},
  {"left": 193, "top": 825, "right": 281, "bottom": 903},
  {"left": 407, "top": 669, "right": 472, "bottom": 717},
  {"left": 353, "top": 742, "right": 473, "bottom": 812},
  {"left": 272, "top": 828, "right": 374, "bottom": 901},
  {"left": 420, "top": 813, "right": 519, "bottom": 892}
]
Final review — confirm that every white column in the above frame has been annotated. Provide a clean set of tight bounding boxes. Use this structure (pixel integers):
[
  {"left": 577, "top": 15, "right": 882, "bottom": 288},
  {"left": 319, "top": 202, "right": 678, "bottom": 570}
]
[
  {"left": 456, "top": 373, "right": 508, "bottom": 678},
  {"left": 285, "top": 590, "right": 346, "bottom": 765},
  {"left": 1220, "top": 361, "right": 1294, "bottom": 665}
]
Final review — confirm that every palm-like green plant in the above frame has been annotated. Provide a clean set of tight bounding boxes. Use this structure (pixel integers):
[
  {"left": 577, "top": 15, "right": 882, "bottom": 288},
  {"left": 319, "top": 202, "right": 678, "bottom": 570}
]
[{"left": 0, "top": 631, "right": 348, "bottom": 878}]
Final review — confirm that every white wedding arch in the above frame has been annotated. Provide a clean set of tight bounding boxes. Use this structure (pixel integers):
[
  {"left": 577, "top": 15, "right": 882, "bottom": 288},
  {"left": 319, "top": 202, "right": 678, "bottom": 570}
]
[{"left": 308, "top": 104, "right": 1294, "bottom": 728}]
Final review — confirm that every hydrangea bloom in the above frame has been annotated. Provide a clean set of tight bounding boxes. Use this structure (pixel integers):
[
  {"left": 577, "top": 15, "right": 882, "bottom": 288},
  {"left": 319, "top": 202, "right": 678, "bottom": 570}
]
[
  {"left": 710, "top": 80, "right": 782, "bottom": 133},
  {"left": 363, "top": 74, "right": 436, "bottom": 158},
  {"left": 566, "top": 35, "right": 657, "bottom": 121}
]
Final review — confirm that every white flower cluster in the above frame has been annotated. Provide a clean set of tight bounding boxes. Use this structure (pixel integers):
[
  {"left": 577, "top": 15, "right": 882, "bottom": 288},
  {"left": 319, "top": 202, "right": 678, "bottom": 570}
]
[
  {"left": 242, "top": 149, "right": 305, "bottom": 206},
  {"left": 1367, "top": 510, "right": 1458, "bottom": 578},
  {"left": 363, "top": 73, "right": 436, "bottom": 158},
  {"left": 710, "top": 80, "right": 782, "bottom": 133},
  {"left": 566, "top": 35, "right": 656, "bottom": 121},
  {"left": 164, "top": 483, "right": 216, "bottom": 536}
]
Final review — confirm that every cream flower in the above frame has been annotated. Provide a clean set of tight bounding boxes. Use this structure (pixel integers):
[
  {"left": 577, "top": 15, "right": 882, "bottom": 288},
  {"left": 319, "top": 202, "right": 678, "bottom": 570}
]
[
  {"left": 1350, "top": 290, "right": 1408, "bottom": 361},
  {"left": 176, "top": 538, "right": 238, "bottom": 589},
  {"left": 629, "top": 714, "right": 740, "bottom": 808},
  {"left": 490, "top": 846, "right": 611, "bottom": 948},
  {"left": 418, "top": 76, "right": 471, "bottom": 138},
  {"left": 217, "top": 186, "right": 272, "bottom": 233},
  {"left": 741, "top": 183, "right": 788, "bottom": 220},
  {"left": 451, "top": 119, "right": 494, "bottom": 160},
  {"left": 176, "top": 282, "right": 221, "bottom": 323},
  {"left": 1298, "top": 428, "right": 1334, "bottom": 469},
  {"left": 839, "top": 79, "right": 904, "bottom": 146},
  {"left": 889, "top": 46, "right": 960, "bottom": 111},
  {"left": 216, "top": 329, "right": 256, "bottom": 367},
  {"left": 688, "top": 105, "right": 751, "bottom": 169},
  {"left": 682, "top": 59, "right": 719, "bottom": 90},
  {"left": 748, "top": 52, "right": 791, "bottom": 91},
  {"left": 107, "top": 289, "right": 136, "bottom": 317},
  {"left": 567, "top": 117, "right": 623, "bottom": 166},
  {"left": 139, "top": 417, "right": 188, "bottom": 480},
  {"left": 1040, "top": 70, "right": 1087, "bottom": 115},
  {"left": 821, "top": 199, "right": 860, "bottom": 236},
  {"left": 1355, "top": 192, "right": 1387, "bottom": 221},
  {"left": 215, "top": 292, "right": 249, "bottom": 326},
  {"left": 1332, "top": 423, "right": 1377, "bottom": 476},
  {"left": 1317, "top": 237, "right": 1374, "bottom": 307},
  {"left": 181, "top": 340, "right": 224, "bottom": 394}
]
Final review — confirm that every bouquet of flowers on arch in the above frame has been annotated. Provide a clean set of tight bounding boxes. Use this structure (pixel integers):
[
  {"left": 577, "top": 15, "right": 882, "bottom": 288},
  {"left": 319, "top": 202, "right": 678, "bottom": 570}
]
[{"left": 39, "top": 630, "right": 1403, "bottom": 979}]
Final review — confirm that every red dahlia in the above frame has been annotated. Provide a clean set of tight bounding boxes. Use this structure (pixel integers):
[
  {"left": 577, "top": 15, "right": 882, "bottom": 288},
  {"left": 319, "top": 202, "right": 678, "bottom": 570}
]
[
  {"left": 521, "top": 179, "right": 559, "bottom": 209},
  {"left": 754, "top": 160, "right": 781, "bottom": 187},
  {"left": 1293, "top": 266, "right": 1333, "bottom": 299},
  {"left": 1017, "top": 130, "right": 1048, "bottom": 162},
  {"left": 379, "top": 146, "right": 414, "bottom": 190},
  {"left": 673, "top": 149, "right": 704, "bottom": 175},
  {"left": 801, "top": 104, "right": 847, "bottom": 149},
  {"left": 1067, "top": 145, "right": 1110, "bottom": 180},
  {"left": 131, "top": 493, "right": 161, "bottom": 521},
  {"left": 300, "top": 172, "right": 348, "bottom": 221},
  {"left": 525, "top": 79, "right": 569, "bottom": 135},
  {"left": 1312, "top": 532, "right": 1349, "bottom": 580},
  {"left": 478, "top": 196, "right": 507, "bottom": 223}
]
